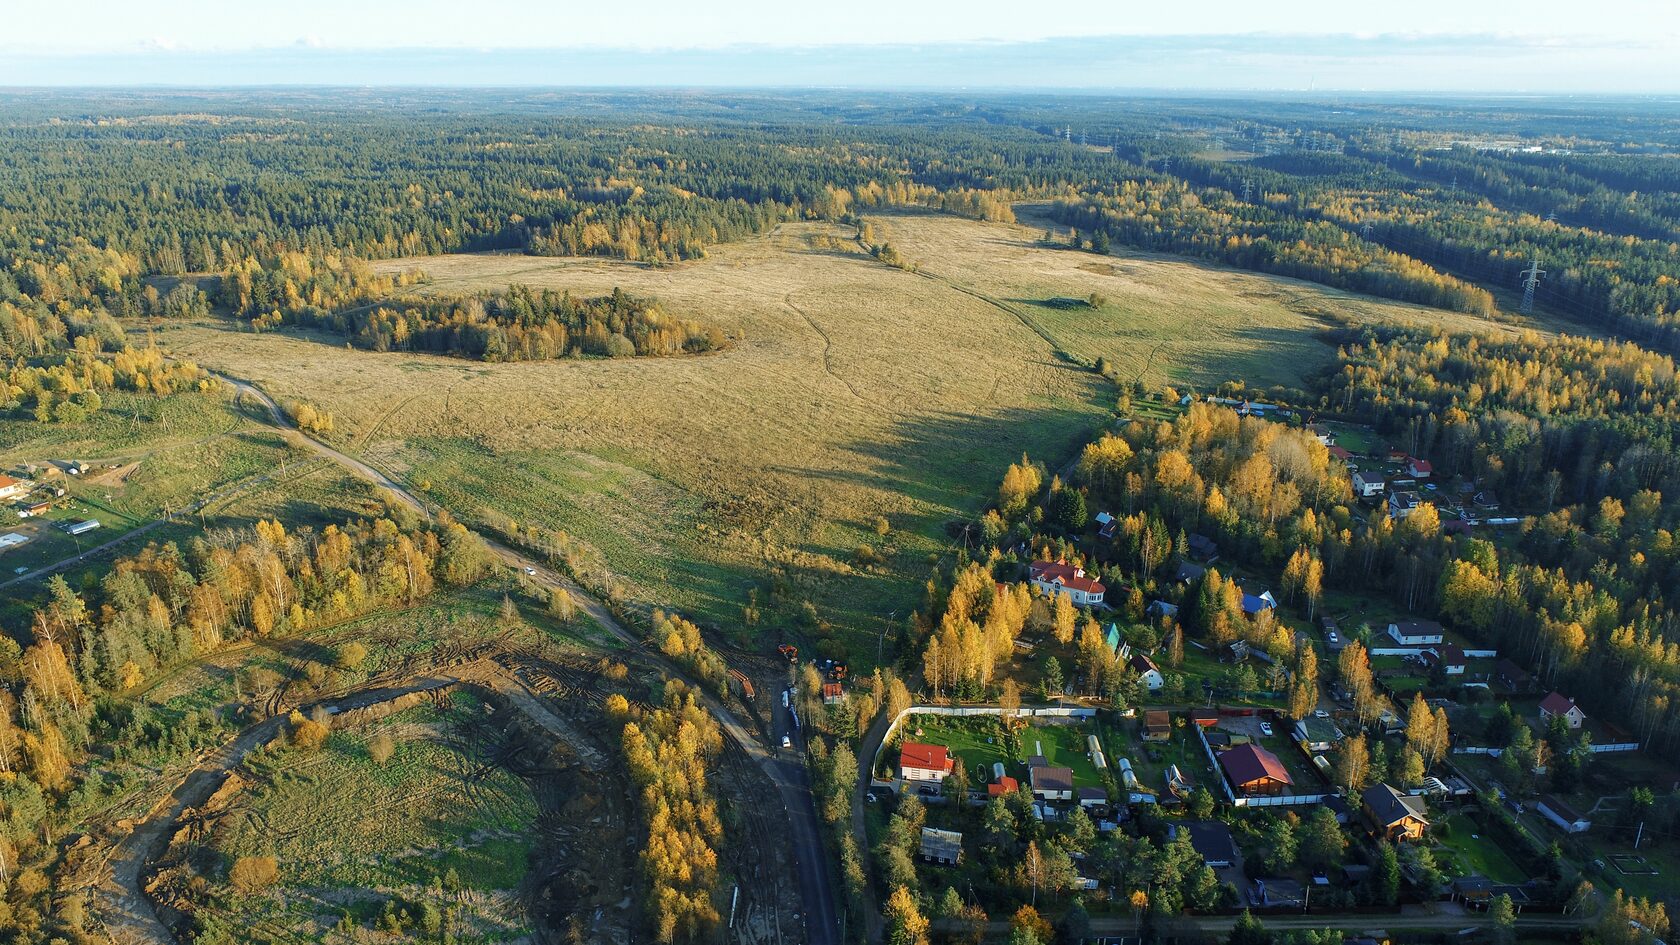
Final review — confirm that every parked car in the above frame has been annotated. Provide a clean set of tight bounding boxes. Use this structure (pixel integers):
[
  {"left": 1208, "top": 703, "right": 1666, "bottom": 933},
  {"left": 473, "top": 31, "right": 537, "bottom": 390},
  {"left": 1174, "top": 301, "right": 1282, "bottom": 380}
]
[
  {"left": 781, "top": 734, "right": 792, "bottom": 749},
  {"left": 1259, "top": 721, "right": 1274, "bottom": 736},
  {"left": 523, "top": 566, "right": 537, "bottom": 575}
]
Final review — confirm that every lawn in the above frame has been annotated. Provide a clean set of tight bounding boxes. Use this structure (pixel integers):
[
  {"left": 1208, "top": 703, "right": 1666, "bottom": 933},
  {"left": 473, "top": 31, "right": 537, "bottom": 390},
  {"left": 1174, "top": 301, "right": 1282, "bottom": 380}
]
[
  {"left": 1434, "top": 813, "right": 1529, "bottom": 883},
  {"left": 1022, "top": 722, "right": 1105, "bottom": 786},
  {"left": 902, "top": 714, "right": 1105, "bottom": 787},
  {"left": 1104, "top": 716, "right": 1216, "bottom": 799}
]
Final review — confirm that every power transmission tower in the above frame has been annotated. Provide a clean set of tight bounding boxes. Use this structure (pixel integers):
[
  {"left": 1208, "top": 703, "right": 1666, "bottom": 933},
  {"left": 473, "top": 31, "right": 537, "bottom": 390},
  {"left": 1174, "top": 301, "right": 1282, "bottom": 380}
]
[
  {"left": 1162, "top": 155, "right": 1173, "bottom": 173},
  {"left": 1360, "top": 221, "right": 1374, "bottom": 239},
  {"left": 1521, "top": 259, "right": 1546, "bottom": 314},
  {"left": 1242, "top": 178, "right": 1254, "bottom": 203},
  {"left": 1546, "top": 210, "right": 1557, "bottom": 223},
  {"left": 1449, "top": 175, "right": 1458, "bottom": 200}
]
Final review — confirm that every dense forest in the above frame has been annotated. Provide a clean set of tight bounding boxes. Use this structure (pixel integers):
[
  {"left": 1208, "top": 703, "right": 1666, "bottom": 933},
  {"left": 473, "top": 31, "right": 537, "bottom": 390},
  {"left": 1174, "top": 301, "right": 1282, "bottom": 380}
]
[{"left": 3, "top": 90, "right": 1678, "bottom": 360}]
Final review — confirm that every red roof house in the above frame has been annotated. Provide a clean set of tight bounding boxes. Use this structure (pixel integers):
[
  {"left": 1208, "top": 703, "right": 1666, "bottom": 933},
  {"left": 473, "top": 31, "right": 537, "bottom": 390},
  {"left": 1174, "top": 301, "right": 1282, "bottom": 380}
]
[
  {"left": 988, "top": 776, "right": 1020, "bottom": 797},
  {"left": 1539, "top": 692, "right": 1586, "bottom": 730},
  {"left": 1028, "top": 560, "right": 1107, "bottom": 606},
  {"left": 1406, "top": 457, "right": 1434, "bottom": 479},
  {"left": 900, "top": 741, "right": 955, "bottom": 782}
]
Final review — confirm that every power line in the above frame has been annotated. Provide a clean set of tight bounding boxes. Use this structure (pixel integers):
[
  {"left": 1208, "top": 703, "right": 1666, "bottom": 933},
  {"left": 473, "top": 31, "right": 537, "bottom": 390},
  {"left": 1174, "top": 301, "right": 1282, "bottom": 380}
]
[{"left": 1521, "top": 259, "right": 1546, "bottom": 315}]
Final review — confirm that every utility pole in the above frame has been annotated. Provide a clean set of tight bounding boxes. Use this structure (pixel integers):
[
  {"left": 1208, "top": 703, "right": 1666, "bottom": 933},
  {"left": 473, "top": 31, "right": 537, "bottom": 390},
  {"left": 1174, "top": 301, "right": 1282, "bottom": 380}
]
[{"left": 1521, "top": 259, "right": 1546, "bottom": 314}]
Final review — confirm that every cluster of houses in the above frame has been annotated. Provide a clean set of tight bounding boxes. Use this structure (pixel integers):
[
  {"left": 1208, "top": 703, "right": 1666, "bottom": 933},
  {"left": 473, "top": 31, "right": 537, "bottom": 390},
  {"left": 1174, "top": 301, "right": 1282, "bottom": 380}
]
[{"left": 1, "top": 467, "right": 74, "bottom": 521}]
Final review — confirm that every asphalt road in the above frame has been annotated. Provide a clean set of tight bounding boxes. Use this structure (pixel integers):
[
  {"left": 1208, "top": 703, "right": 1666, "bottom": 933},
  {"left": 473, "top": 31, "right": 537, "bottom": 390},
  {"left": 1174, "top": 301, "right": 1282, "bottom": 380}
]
[{"left": 208, "top": 373, "right": 842, "bottom": 945}]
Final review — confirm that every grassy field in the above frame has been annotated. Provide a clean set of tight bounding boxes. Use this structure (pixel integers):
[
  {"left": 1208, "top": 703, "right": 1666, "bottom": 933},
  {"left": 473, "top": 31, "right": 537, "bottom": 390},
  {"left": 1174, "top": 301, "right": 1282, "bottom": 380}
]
[
  {"left": 0, "top": 388, "right": 315, "bottom": 587},
  {"left": 1434, "top": 813, "right": 1530, "bottom": 884},
  {"left": 207, "top": 693, "right": 537, "bottom": 943},
  {"left": 155, "top": 213, "right": 1526, "bottom": 664},
  {"left": 893, "top": 208, "right": 1532, "bottom": 392}
]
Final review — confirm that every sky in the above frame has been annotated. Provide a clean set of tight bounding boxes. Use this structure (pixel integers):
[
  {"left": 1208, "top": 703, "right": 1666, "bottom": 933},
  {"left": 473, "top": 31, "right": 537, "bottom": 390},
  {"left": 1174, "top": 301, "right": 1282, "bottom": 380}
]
[{"left": 3, "top": 0, "right": 1678, "bottom": 92}]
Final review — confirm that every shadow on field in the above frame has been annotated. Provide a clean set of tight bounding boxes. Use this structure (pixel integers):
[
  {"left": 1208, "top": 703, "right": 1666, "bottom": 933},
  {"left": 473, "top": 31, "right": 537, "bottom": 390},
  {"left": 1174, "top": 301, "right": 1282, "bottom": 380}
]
[{"left": 787, "top": 401, "right": 1107, "bottom": 522}]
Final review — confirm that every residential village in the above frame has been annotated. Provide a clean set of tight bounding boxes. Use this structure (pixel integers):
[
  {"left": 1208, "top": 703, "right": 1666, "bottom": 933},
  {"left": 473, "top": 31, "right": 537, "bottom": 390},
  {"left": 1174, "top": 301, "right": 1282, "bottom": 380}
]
[
  {"left": 0, "top": 463, "right": 116, "bottom": 580},
  {"left": 858, "top": 397, "right": 1677, "bottom": 940}
]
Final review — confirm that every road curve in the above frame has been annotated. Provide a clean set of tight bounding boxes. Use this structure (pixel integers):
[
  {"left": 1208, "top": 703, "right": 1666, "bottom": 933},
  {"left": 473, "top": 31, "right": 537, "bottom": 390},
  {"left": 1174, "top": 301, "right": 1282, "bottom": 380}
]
[{"left": 209, "top": 373, "right": 841, "bottom": 945}]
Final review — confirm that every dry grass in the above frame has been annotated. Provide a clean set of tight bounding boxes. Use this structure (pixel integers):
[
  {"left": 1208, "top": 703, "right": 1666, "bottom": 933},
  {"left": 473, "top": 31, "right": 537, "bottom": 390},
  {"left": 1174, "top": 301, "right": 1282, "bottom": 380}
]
[
  {"left": 156, "top": 214, "right": 1518, "bottom": 659},
  {"left": 886, "top": 207, "right": 1533, "bottom": 391}
]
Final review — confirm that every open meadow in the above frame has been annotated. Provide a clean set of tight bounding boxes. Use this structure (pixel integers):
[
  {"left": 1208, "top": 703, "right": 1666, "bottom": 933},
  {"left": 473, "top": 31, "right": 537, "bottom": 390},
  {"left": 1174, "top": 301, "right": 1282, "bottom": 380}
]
[
  {"left": 200, "top": 694, "right": 540, "bottom": 945},
  {"left": 156, "top": 213, "right": 1526, "bottom": 661}
]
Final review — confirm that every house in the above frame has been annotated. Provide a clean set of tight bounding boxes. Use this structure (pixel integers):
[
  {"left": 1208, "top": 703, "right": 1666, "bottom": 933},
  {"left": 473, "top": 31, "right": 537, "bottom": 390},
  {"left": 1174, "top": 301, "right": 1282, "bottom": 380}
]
[
  {"left": 988, "top": 775, "right": 1020, "bottom": 797},
  {"left": 1362, "top": 783, "right": 1430, "bottom": 841},
  {"left": 1146, "top": 600, "right": 1179, "bottom": 620},
  {"left": 899, "top": 741, "right": 955, "bottom": 783},
  {"left": 1029, "top": 765, "right": 1075, "bottom": 801},
  {"left": 1251, "top": 878, "right": 1307, "bottom": 908},
  {"left": 1388, "top": 490, "right": 1423, "bottom": 519},
  {"left": 1028, "top": 560, "right": 1106, "bottom": 607},
  {"left": 1406, "top": 457, "right": 1433, "bottom": 479},
  {"left": 1144, "top": 710, "right": 1172, "bottom": 741},
  {"left": 920, "top": 827, "right": 963, "bottom": 864},
  {"left": 1095, "top": 511, "right": 1118, "bottom": 539},
  {"left": 1538, "top": 795, "right": 1592, "bottom": 834},
  {"left": 1172, "top": 559, "right": 1207, "bottom": 584},
  {"left": 1539, "top": 692, "right": 1586, "bottom": 729},
  {"left": 1387, "top": 446, "right": 1410, "bottom": 462},
  {"left": 1077, "top": 786, "right": 1108, "bottom": 808},
  {"left": 1473, "top": 490, "right": 1502, "bottom": 510},
  {"left": 1173, "top": 820, "right": 1238, "bottom": 869},
  {"left": 1496, "top": 658, "right": 1533, "bottom": 691},
  {"left": 0, "top": 475, "right": 31, "bottom": 503},
  {"left": 1323, "top": 794, "right": 1353, "bottom": 825},
  {"left": 17, "top": 500, "right": 51, "bottom": 518},
  {"left": 1328, "top": 445, "right": 1353, "bottom": 463},
  {"left": 1187, "top": 534, "right": 1219, "bottom": 561},
  {"left": 1388, "top": 619, "right": 1445, "bottom": 646},
  {"left": 1293, "top": 717, "right": 1344, "bottom": 753},
  {"left": 1240, "top": 588, "right": 1277, "bottom": 616},
  {"left": 1352, "top": 470, "right": 1386, "bottom": 498},
  {"left": 821, "top": 682, "right": 845, "bottom": 705},
  {"left": 1306, "top": 423, "right": 1336, "bottom": 445},
  {"left": 1219, "top": 743, "right": 1293, "bottom": 795},
  {"left": 1190, "top": 708, "right": 1218, "bottom": 728},
  {"left": 1423, "top": 643, "right": 1467, "bottom": 675},
  {"left": 1105, "top": 623, "right": 1125, "bottom": 655},
  {"left": 1131, "top": 652, "right": 1164, "bottom": 691}
]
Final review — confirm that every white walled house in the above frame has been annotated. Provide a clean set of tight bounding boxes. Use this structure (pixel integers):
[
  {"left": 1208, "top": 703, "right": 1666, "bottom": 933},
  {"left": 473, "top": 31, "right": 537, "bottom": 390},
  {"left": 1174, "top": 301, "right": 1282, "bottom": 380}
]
[{"left": 1029, "top": 560, "right": 1106, "bottom": 607}]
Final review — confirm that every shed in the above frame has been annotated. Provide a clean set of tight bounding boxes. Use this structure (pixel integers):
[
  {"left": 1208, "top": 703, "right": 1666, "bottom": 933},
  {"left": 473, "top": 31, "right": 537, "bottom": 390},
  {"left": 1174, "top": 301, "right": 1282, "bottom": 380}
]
[
  {"left": 1538, "top": 795, "right": 1591, "bottom": 834},
  {"left": 919, "top": 827, "right": 962, "bottom": 864}
]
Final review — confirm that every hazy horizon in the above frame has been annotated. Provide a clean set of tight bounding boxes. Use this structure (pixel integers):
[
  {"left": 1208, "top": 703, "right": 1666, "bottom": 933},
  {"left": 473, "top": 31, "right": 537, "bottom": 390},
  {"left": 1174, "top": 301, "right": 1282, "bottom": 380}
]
[{"left": 5, "top": 0, "right": 1678, "bottom": 94}]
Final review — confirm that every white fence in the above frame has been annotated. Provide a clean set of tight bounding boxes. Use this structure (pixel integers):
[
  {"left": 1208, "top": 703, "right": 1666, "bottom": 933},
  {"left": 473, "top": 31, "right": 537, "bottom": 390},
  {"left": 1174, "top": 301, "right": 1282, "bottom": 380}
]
[
  {"left": 1194, "top": 721, "right": 1329, "bottom": 808},
  {"left": 872, "top": 703, "right": 1100, "bottom": 781}
]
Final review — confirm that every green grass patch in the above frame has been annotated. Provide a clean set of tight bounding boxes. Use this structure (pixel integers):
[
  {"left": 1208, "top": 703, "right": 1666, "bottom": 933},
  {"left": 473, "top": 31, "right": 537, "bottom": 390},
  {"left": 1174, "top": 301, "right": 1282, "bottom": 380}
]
[{"left": 1434, "top": 813, "right": 1529, "bottom": 883}]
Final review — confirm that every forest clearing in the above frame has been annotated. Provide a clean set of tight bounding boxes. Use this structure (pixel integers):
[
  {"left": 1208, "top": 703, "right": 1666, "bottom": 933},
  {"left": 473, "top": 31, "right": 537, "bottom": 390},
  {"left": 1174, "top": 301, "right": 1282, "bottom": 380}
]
[{"left": 155, "top": 213, "right": 1522, "bottom": 657}]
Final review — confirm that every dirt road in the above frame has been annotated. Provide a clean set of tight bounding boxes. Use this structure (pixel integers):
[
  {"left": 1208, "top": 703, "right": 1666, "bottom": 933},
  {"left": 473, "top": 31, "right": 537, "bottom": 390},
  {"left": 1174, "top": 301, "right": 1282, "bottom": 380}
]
[{"left": 114, "top": 371, "right": 841, "bottom": 945}]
